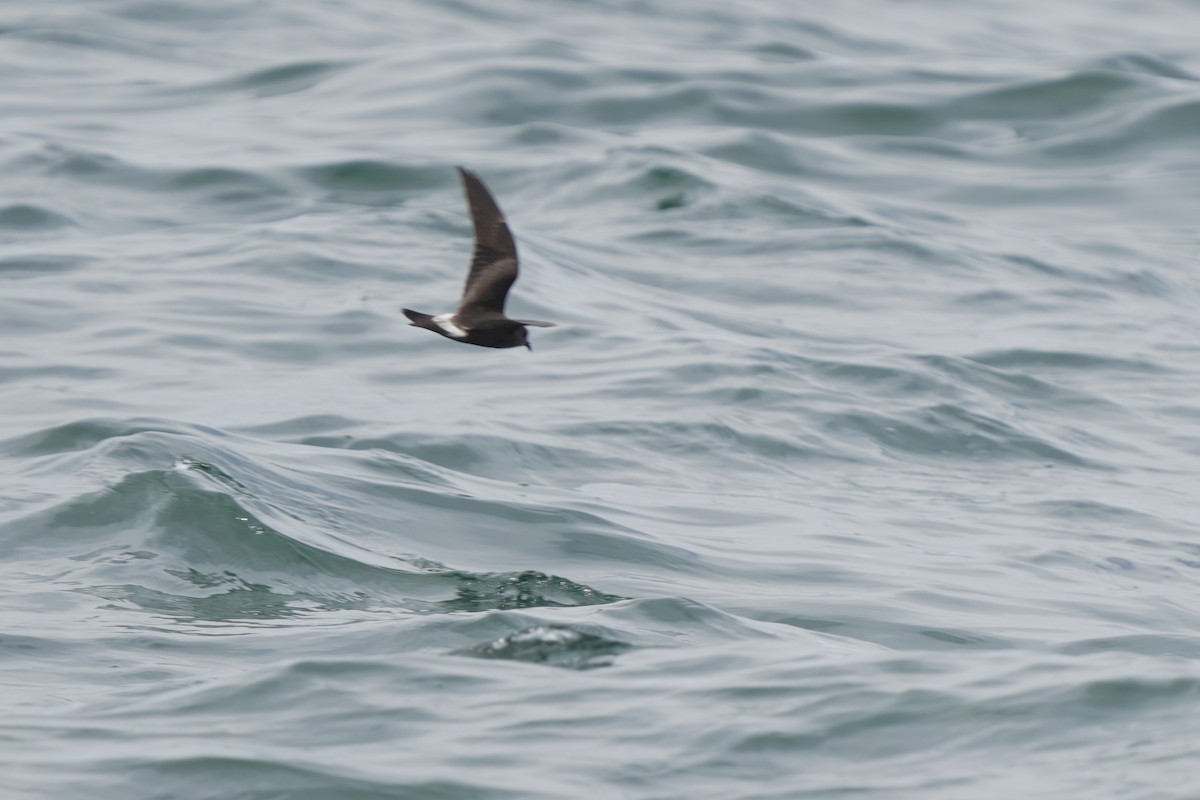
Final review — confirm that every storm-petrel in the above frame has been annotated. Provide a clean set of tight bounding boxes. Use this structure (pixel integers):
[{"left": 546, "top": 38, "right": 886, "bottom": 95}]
[{"left": 403, "top": 167, "right": 555, "bottom": 350}]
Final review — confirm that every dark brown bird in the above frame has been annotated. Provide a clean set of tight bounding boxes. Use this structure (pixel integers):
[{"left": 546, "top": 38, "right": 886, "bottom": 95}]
[{"left": 403, "top": 167, "right": 555, "bottom": 350}]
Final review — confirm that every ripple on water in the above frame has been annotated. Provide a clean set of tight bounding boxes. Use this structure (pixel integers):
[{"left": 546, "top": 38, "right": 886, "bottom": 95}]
[
  {"left": 0, "top": 203, "right": 76, "bottom": 232},
  {"left": 456, "top": 624, "right": 632, "bottom": 669}
]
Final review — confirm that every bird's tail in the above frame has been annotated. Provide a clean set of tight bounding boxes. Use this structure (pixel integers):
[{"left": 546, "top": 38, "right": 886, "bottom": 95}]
[{"left": 402, "top": 308, "right": 438, "bottom": 331}]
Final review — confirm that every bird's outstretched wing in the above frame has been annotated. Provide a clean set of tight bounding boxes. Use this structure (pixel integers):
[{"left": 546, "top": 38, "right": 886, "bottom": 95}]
[{"left": 456, "top": 167, "right": 518, "bottom": 320}]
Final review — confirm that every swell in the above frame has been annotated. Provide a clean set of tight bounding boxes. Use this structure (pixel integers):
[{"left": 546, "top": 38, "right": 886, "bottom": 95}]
[{"left": 0, "top": 420, "right": 634, "bottom": 626}]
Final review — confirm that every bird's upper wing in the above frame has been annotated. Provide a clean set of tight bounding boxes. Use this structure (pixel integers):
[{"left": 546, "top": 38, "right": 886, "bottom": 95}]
[{"left": 456, "top": 167, "right": 519, "bottom": 319}]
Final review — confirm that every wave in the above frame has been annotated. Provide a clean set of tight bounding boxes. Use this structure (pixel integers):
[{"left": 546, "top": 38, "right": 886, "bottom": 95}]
[{"left": 0, "top": 419, "right": 629, "bottom": 629}]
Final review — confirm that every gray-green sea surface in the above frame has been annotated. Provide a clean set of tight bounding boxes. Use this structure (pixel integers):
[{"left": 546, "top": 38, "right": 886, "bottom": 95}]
[{"left": 3, "top": 1, "right": 1200, "bottom": 798}]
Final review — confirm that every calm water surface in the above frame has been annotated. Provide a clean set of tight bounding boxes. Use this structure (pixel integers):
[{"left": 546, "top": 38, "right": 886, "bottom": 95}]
[{"left": 3, "top": 1, "right": 1200, "bottom": 798}]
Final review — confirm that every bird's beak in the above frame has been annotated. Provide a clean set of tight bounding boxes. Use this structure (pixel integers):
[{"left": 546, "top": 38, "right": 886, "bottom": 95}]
[{"left": 525, "top": 342, "right": 532, "bottom": 351}]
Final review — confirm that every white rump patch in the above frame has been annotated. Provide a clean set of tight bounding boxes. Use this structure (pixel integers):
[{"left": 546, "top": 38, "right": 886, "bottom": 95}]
[{"left": 433, "top": 313, "right": 468, "bottom": 338}]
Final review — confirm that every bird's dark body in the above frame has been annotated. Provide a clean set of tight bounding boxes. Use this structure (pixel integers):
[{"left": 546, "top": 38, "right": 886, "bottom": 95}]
[
  {"left": 403, "top": 167, "right": 555, "bottom": 350},
  {"left": 402, "top": 309, "right": 531, "bottom": 349}
]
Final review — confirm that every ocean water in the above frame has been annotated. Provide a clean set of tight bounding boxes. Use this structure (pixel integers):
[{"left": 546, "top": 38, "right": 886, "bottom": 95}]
[{"left": 3, "top": 0, "right": 1200, "bottom": 797}]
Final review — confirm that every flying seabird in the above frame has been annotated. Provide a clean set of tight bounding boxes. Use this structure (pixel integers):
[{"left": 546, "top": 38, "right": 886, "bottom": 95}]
[{"left": 403, "top": 167, "right": 555, "bottom": 350}]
